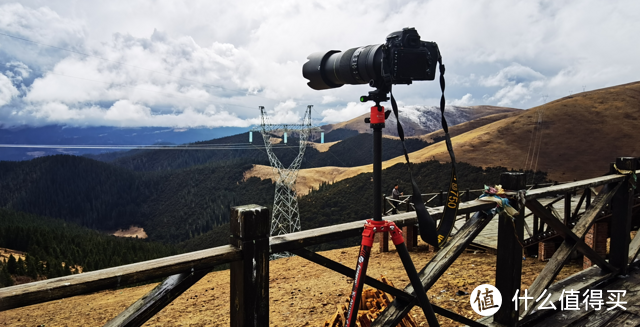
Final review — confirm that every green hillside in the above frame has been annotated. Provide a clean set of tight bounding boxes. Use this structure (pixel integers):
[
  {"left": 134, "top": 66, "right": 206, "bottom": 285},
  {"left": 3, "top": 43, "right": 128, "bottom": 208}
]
[
  {"left": 87, "top": 132, "right": 432, "bottom": 171},
  {"left": 0, "top": 209, "right": 176, "bottom": 287},
  {"left": 0, "top": 155, "right": 275, "bottom": 243},
  {"left": 179, "top": 160, "right": 548, "bottom": 252}
]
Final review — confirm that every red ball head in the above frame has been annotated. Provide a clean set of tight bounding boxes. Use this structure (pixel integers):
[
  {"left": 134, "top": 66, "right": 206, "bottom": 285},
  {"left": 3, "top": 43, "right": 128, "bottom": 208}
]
[{"left": 370, "top": 105, "right": 385, "bottom": 124}]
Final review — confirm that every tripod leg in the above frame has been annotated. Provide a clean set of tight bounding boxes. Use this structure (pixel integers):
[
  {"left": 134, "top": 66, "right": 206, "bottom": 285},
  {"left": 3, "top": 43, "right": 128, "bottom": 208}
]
[
  {"left": 345, "top": 224, "right": 377, "bottom": 327},
  {"left": 395, "top": 242, "right": 440, "bottom": 327},
  {"left": 345, "top": 243, "right": 372, "bottom": 327}
]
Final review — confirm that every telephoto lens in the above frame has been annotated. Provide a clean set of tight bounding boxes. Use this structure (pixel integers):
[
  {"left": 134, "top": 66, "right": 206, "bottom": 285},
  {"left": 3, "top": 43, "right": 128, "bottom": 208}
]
[
  {"left": 302, "top": 45, "right": 383, "bottom": 90},
  {"left": 302, "top": 28, "right": 440, "bottom": 91}
]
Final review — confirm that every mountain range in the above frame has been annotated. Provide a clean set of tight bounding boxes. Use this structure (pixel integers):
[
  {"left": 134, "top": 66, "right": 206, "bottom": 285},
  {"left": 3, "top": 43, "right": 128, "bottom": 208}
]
[
  {"left": 0, "top": 126, "right": 247, "bottom": 161},
  {"left": 2, "top": 81, "right": 640, "bottom": 287}
]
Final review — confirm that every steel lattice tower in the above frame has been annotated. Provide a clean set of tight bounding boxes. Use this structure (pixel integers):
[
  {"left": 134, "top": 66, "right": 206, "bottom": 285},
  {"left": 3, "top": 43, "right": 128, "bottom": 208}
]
[{"left": 258, "top": 105, "right": 312, "bottom": 238}]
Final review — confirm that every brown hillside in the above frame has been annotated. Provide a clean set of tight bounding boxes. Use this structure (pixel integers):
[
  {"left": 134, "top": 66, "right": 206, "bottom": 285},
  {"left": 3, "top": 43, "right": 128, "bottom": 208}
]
[
  {"left": 248, "top": 81, "right": 640, "bottom": 191},
  {"left": 406, "top": 81, "right": 640, "bottom": 181},
  {"left": 415, "top": 111, "right": 520, "bottom": 143},
  {"left": 321, "top": 105, "right": 519, "bottom": 136}
]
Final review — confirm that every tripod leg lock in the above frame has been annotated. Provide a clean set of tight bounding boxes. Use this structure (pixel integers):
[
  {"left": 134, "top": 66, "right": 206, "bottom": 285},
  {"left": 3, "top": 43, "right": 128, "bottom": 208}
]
[{"left": 363, "top": 219, "right": 405, "bottom": 247}]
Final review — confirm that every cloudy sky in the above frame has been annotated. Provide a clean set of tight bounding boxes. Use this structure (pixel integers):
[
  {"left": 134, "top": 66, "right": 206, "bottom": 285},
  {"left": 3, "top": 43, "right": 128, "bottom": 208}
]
[{"left": 0, "top": 0, "right": 638, "bottom": 128}]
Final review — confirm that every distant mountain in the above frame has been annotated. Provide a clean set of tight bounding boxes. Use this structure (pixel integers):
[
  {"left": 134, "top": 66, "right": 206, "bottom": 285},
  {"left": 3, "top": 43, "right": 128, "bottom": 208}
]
[
  {"left": 247, "top": 109, "right": 522, "bottom": 194},
  {"left": 320, "top": 105, "right": 520, "bottom": 137},
  {"left": 87, "top": 131, "right": 431, "bottom": 172},
  {"left": 0, "top": 154, "right": 275, "bottom": 243},
  {"left": 416, "top": 111, "right": 520, "bottom": 143},
  {"left": 390, "top": 81, "right": 640, "bottom": 182},
  {"left": 0, "top": 125, "right": 248, "bottom": 161}
]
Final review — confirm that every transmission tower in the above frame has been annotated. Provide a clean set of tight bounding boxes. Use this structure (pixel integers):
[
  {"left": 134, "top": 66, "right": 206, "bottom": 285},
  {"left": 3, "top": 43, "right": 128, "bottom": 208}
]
[{"left": 258, "top": 105, "right": 313, "bottom": 239}]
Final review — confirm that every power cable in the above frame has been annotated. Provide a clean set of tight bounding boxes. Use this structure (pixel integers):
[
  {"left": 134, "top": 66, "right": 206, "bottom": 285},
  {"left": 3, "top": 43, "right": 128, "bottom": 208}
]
[
  {"left": 523, "top": 114, "right": 537, "bottom": 170},
  {"left": 532, "top": 109, "right": 545, "bottom": 177},
  {"left": 0, "top": 143, "right": 292, "bottom": 150}
]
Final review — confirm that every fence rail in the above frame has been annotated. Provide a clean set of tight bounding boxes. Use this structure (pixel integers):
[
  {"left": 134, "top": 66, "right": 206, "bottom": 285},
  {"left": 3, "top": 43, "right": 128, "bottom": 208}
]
[{"left": 1, "top": 157, "right": 639, "bottom": 327}]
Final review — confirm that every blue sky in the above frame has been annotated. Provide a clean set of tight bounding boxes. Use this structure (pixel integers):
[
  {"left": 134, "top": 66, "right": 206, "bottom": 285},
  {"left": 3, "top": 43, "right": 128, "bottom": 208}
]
[{"left": 0, "top": 0, "right": 638, "bottom": 128}]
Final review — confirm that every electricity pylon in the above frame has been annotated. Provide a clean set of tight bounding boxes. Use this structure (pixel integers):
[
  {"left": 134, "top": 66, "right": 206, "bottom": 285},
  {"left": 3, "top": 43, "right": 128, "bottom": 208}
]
[{"left": 258, "top": 105, "right": 313, "bottom": 240}]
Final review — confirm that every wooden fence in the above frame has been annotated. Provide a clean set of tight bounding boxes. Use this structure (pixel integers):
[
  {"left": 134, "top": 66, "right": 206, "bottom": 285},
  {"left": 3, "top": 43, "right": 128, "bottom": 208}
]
[{"left": 0, "top": 157, "right": 639, "bottom": 327}]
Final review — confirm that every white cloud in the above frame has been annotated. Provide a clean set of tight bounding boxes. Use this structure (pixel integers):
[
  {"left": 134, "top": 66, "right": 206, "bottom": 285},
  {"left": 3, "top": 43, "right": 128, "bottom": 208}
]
[
  {"left": 480, "top": 64, "right": 546, "bottom": 107},
  {"left": 1, "top": 0, "right": 639, "bottom": 127},
  {"left": 480, "top": 64, "right": 545, "bottom": 88},
  {"left": 0, "top": 73, "right": 19, "bottom": 106},
  {"left": 320, "top": 102, "right": 369, "bottom": 123},
  {"left": 321, "top": 95, "right": 339, "bottom": 104},
  {"left": 448, "top": 93, "right": 474, "bottom": 106}
]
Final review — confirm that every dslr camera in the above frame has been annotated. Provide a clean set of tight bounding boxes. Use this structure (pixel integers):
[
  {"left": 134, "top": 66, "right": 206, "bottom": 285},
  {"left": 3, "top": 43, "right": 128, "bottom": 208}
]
[{"left": 302, "top": 27, "right": 440, "bottom": 90}]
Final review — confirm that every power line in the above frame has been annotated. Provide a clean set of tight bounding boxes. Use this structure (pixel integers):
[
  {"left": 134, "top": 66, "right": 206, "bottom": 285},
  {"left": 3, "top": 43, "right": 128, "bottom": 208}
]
[{"left": 0, "top": 143, "right": 297, "bottom": 150}]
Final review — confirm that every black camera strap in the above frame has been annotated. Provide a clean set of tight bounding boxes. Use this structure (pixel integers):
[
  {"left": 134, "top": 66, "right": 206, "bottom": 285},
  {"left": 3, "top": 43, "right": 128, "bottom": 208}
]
[
  {"left": 389, "top": 87, "right": 438, "bottom": 246},
  {"left": 434, "top": 59, "right": 460, "bottom": 247},
  {"left": 388, "top": 58, "right": 459, "bottom": 247}
]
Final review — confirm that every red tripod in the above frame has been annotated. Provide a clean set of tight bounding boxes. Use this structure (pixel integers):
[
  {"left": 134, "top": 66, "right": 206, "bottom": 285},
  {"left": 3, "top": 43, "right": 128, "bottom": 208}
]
[{"left": 345, "top": 91, "right": 439, "bottom": 327}]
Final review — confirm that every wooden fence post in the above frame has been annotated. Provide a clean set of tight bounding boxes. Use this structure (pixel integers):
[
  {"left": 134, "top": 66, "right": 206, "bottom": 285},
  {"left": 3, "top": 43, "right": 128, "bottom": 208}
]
[
  {"left": 230, "top": 205, "right": 270, "bottom": 327},
  {"left": 382, "top": 193, "right": 386, "bottom": 215},
  {"left": 564, "top": 192, "right": 571, "bottom": 225},
  {"left": 465, "top": 188, "right": 471, "bottom": 221},
  {"left": 609, "top": 157, "right": 637, "bottom": 275},
  {"left": 380, "top": 231, "right": 389, "bottom": 253},
  {"left": 494, "top": 172, "right": 525, "bottom": 326}
]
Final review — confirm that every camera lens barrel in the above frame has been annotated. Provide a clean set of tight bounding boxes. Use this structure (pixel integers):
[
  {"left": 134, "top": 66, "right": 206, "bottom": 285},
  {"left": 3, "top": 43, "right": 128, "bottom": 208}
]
[
  {"left": 302, "top": 28, "right": 439, "bottom": 90},
  {"left": 302, "top": 45, "right": 383, "bottom": 90}
]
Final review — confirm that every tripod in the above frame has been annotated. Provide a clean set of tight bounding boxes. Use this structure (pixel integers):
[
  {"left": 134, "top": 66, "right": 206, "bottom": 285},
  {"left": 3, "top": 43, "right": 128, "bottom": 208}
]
[{"left": 345, "top": 86, "right": 440, "bottom": 327}]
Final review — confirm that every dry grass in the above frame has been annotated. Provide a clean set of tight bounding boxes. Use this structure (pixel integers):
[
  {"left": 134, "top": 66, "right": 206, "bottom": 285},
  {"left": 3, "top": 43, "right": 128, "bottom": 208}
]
[
  {"left": 1, "top": 242, "right": 584, "bottom": 327},
  {"left": 247, "top": 81, "right": 640, "bottom": 191},
  {"left": 308, "top": 141, "right": 340, "bottom": 153},
  {"left": 0, "top": 248, "right": 26, "bottom": 262},
  {"left": 407, "top": 81, "right": 640, "bottom": 182},
  {"left": 112, "top": 226, "right": 148, "bottom": 239}
]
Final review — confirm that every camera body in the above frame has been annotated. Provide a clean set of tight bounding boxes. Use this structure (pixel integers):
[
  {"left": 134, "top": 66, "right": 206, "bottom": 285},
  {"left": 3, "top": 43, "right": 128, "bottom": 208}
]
[
  {"left": 302, "top": 27, "right": 440, "bottom": 90},
  {"left": 384, "top": 28, "right": 439, "bottom": 84}
]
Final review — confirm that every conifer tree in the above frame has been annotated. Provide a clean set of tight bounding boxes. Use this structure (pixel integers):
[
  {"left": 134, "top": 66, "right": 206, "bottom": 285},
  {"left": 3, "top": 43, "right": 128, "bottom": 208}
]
[
  {"left": 0, "top": 265, "right": 13, "bottom": 287},
  {"left": 15, "top": 257, "right": 27, "bottom": 276},
  {"left": 7, "top": 255, "right": 17, "bottom": 275}
]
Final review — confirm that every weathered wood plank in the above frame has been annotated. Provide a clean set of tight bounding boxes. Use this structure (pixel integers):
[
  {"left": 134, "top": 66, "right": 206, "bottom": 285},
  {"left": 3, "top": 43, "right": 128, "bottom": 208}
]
[
  {"left": 572, "top": 190, "right": 588, "bottom": 220},
  {"left": 628, "top": 227, "right": 640, "bottom": 264},
  {"left": 565, "top": 193, "right": 571, "bottom": 224},
  {"left": 605, "top": 312, "right": 640, "bottom": 327},
  {"left": 372, "top": 211, "right": 495, "bottom": 327},
  {"left": 494, "top": 211, "right": 525, "bottom": 325},
  {"left": 522, "top": 174, "right": 626, "bottom": 200},
  {"left": 520, "top": 182, "right": 620, "bottom": 317},
  {"left": 230, "top": 205, "right": 270, "bottom": 327},
  {"left": 518, "top": 265, "right": 618, "bottom": 326},
  {"left": 289, "top": 248, "right": 413, "bottom": 302},
  {"left": 269, "top": 200, "right": 495, "bottom": 253},
  {"left": 610, "top": 158, "right": 637, "bottom": 275},
  {"left": 104, "top": 269, "right": 210, "bottom": 327},
  {"left": 538, "top": 269, "right": 640, "bottom": 327},
  {"left": 432, "top": 304, "right": 486, "bottom": 327},
  {"left": 526, "top": 199, "right": 616, "bottom": 272},
  {"left": 494, "top": 172, "right": 526, "bottom": 326},
  {"left": 0, "top": 245, "right": 240, "bottom": 311}
]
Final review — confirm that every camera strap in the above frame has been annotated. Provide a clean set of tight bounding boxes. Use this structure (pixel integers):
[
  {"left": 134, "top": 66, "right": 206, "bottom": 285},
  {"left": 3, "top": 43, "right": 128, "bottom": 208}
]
[
  {"left": 388, "top": 58, "right": 459, "bottom": 247},
  {"left": 433, "top": 59, "right": 460, "bottom": 247}
]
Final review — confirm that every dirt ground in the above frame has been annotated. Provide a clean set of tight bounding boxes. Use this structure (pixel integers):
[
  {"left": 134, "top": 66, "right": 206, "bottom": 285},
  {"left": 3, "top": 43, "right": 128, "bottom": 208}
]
[
  {"left": 111, "top": 226, "right": 148, "bottom": 239},
  {"left": 1, "top": 241, "right": 583, "bottom": 327}
]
